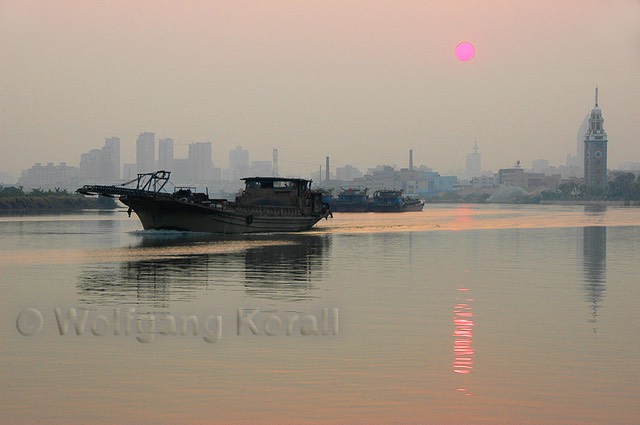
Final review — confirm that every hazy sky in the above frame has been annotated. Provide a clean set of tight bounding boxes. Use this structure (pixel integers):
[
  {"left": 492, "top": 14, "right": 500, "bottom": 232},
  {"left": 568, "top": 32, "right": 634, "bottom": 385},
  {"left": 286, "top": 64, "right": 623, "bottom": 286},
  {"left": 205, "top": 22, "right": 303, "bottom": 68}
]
[{"left": 1, "top": 0, "right": 639, "bottom": 178}]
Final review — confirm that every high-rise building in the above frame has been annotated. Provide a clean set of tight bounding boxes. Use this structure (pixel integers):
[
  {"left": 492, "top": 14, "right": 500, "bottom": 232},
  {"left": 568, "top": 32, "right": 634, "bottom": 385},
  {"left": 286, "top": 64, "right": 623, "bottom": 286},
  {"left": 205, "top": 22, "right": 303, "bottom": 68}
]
[
  {"left": 576, "top": 114, "right": 589, "bottom": 168},
  {"left": 103, "top": 137, "right": 120, "bottom": 180},
  {"left": 583, "top": 88, "right": 608, "bottom": 191},
  {"left": 188, "top": 142, "right": 212, "bottom": 182},
  {"left": 158, "top": 138, "right": 174, "bottom": 172},
  {"left": 136, "top": 132, "right": 155, "bottom": 173},
  {"left": 466, "top": 141, "right": 481, "bottom": 180},
  {"left": 566, "top": 116, "right": 589, "bottom": 169},
  {"left": 79, "top": 149, "right": 102, "bottom": 181},
  {"left": 229, "top": 146, "right": 249, "bottom": 181},
  {"left": 79, "top": 138, "right": 120, "bottom": 181}
]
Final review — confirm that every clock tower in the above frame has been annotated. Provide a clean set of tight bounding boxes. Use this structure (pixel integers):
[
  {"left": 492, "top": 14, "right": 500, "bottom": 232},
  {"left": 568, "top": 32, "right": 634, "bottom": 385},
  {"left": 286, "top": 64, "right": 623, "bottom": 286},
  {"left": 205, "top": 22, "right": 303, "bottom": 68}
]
[{"left": 584, "top": 88, "right": 608, "bottom": 192}]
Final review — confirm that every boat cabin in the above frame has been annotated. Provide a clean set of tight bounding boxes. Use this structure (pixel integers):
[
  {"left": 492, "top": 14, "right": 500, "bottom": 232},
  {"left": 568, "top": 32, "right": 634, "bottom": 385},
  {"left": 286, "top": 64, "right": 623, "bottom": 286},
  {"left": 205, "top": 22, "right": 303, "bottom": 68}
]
[
  {"left": 238, "top": 177, "right": 313, "bottom": 207},
  {"left": 337, "top": 188, "right": 368, "bottom": 203},
  {"left": 372, "top": 190, "right": 404, "bottom": 205}
]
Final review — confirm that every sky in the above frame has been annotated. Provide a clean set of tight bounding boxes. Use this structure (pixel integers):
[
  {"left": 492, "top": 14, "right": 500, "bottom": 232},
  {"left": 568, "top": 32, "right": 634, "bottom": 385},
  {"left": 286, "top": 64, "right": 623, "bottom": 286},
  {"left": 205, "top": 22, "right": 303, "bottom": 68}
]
[{"left": 1, "top": 0, "right": 639, "bottom": 179}]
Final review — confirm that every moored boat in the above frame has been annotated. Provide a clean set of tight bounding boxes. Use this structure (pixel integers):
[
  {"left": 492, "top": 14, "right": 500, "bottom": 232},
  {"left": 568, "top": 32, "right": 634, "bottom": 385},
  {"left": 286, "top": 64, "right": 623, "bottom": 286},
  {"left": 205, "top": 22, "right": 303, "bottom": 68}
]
[
  {"left": 77, "top": 171, "right": 332, "bottom": 234},
  {"left": 368, "top": 190, "right": 424, "bottom": 212},
  {"left": 330, "top": 187, "right": 369, "bottom": 212},
  {"left": 368, "top": 190, "right": 405, "bottom": 212},
  {"left": 403, "top": 196, "right": 425, "bottom": 212}
]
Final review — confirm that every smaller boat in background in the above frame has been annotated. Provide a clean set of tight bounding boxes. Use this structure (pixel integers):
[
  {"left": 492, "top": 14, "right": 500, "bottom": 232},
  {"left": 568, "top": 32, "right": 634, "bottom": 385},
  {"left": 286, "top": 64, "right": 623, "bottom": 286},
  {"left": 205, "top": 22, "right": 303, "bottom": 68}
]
[
  {"left": 368, "top": 190, "right": 405, "bottom": 212},
  {"left": 403, "top": 196, "right": 425, "bottom": 212},
  {"left": 368, "top": 190, "right": 424, "bottom": 212},
  {"left": 330, "top": 188, "right": 369, "bottom": 212}
]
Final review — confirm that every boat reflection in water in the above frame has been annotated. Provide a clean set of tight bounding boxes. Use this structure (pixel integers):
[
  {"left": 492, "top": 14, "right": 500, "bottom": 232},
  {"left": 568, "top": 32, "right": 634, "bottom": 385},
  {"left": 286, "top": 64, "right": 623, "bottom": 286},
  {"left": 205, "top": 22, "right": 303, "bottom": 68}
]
[
  {"left": 76, "top": 232, "right": 332, "bottom": 307},
  {"left": 243, "top": 234, "right": 330, "bottom": 301}
]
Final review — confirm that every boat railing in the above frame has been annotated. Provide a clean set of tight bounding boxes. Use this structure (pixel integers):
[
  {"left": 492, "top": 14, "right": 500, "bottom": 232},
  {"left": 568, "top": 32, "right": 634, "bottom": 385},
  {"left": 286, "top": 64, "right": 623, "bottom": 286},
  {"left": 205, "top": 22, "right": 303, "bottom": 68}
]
[
  {"left": 77, "top": 170, "right": 174, "bottom": 198},
  {"left": 233, "top": 205, "right": 300, "bottom": 217},
  {"left": 77, "top": 184, "right": 173, "bottom": 198}
]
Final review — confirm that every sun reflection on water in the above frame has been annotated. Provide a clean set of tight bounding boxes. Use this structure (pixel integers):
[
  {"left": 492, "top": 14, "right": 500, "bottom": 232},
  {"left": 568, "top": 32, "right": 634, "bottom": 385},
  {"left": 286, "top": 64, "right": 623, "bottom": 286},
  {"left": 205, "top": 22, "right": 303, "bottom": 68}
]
[{"left": 453, "top": 286, "right": 475, "bottom": 396}]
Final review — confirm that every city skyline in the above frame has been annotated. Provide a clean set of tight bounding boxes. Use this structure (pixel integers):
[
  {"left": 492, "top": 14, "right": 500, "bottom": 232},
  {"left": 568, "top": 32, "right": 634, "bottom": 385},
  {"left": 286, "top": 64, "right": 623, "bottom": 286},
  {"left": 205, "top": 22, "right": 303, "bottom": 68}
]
[
  {"left": 1, "top": 1, "right": 639, "bottom": 178},
  {"left": 3, "top": 115, "right": 616, "bottom": 185},
  {"left": 7, "top": 117, "right": 632, "bottom": 190}
]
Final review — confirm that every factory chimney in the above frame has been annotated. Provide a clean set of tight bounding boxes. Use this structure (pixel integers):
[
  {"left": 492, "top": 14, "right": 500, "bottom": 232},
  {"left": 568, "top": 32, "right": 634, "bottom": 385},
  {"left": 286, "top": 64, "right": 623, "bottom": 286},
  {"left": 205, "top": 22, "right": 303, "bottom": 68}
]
[{"left": 325, "top": 156, "right": 330, "bottom": 182}]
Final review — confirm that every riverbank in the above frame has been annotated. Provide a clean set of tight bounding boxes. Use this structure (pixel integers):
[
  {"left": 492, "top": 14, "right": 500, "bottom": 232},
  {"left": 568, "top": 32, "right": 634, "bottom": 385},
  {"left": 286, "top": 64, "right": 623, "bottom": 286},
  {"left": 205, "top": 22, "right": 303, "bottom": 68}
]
[
  {"left": 0, "top": 195, "right": 116, "bottom": 211},
  {"left": 539, "top": 200, "right": 638, "bottom": 206}
]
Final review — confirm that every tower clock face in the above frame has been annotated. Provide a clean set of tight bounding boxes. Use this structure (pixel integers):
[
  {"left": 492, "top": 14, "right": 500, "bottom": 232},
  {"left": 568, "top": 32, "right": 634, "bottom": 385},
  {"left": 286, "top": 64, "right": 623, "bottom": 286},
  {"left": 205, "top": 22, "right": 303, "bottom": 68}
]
[{"left": 595, "top": 151, "right": 602, "bottom": 159}]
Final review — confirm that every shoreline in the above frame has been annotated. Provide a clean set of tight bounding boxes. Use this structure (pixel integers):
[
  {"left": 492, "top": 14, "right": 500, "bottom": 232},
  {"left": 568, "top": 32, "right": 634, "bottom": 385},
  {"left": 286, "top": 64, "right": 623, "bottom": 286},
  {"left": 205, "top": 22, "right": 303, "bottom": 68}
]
[
  {"left": 539, "top": 200, "right": 637, "bottom": 206},
  {"left": 0, "top": 195, "right": 117, "bottom": 212},
  {"left": 426, "top": 199, "right": 638, "bottom": 206}
]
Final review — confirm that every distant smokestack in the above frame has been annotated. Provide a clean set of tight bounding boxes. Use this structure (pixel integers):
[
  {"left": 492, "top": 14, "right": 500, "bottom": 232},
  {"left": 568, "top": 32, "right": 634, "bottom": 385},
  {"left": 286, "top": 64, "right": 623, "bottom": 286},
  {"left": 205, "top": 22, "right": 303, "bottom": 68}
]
[
  {"left": 325, "top": 156, "right": 330, "bottom": 182},
  {"left": 409, "top": 149, "right": 413, "bottom": 171},
  {"left": 272, "top": 148, "right": 279, "bottom": 177}
]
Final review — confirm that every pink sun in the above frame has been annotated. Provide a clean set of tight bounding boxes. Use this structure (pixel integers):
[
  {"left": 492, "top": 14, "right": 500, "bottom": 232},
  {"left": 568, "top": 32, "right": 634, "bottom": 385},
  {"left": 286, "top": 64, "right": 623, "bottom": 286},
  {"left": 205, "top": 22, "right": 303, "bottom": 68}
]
[{"left": 455, "top": 42, "right": 475, "bottom": 62}]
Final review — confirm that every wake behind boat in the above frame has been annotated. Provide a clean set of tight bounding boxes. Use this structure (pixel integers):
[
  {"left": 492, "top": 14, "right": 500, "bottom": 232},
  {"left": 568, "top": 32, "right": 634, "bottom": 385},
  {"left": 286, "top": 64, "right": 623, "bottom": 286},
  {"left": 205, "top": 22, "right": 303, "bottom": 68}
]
[{"left": 77, "top": 171, "right": 332, "bottom": 234}]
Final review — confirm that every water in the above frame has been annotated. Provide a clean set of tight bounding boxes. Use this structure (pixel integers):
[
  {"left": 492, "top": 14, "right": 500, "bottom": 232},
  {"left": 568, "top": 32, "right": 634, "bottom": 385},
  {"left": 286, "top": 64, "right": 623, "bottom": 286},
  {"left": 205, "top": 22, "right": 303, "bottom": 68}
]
[{"left": 1, "top": 204, "right": 639, "bottom": 424}]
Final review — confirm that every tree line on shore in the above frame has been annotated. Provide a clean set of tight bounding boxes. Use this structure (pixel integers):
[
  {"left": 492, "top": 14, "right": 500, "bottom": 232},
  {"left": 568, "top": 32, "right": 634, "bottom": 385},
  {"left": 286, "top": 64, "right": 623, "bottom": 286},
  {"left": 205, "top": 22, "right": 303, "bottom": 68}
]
[
  {"left": 0, "top": 186, "right": 116, "bottom": 211},
  {"left": 545, "top": 172, "right": 640, "bottom": 202}
]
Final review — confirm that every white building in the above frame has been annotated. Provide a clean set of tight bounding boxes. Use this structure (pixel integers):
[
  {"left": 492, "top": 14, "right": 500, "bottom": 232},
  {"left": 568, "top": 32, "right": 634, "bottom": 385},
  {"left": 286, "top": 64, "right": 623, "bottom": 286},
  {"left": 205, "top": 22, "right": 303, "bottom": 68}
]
[
  {"left": 465, "top": 141, "right": 481, "bottom": 180},
  {"left": 18, "top": 163, "right": 79, "bottom": 190}
]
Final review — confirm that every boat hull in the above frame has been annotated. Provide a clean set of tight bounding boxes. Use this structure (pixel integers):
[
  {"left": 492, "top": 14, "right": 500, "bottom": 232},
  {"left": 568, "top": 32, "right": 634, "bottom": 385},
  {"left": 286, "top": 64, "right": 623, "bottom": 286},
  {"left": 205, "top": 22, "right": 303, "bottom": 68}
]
[
  {"left": 367, "top": 202, "right": 424, "bottom": 212},
  {"left": 404, "top": 202, "right": 425, "bottom": 212},
  {"left": 330, "top": 201, "right": 424, "bottom": 212},
  {"left": 330, "top": 202, "right": 369, "bottom": 212},
  {"left": 121, "top": 196, "right": 323, "bottom": 234}
]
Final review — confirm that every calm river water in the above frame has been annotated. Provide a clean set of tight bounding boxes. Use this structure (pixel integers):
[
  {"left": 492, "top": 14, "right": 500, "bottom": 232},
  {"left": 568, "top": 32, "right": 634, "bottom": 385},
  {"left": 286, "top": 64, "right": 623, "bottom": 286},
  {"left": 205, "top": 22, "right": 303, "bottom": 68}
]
[{"left": 1, "top": 204, "right": 639, "bottom": 424}]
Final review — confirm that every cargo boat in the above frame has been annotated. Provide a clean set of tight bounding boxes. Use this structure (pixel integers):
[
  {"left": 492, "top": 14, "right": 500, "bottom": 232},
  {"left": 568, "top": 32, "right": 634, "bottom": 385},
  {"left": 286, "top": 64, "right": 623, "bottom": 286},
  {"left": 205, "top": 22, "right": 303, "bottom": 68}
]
[
  {"left": 329, "top": 188, "right": 369, "bottom": 212},
  {"left": 368, "top": 190, "right": 424, "bottom": 212},
  {"left": 77, "top": 171, "right": 331, "bottom": 234},
  {"left": 402, "top": 196, "right": 425, "bottom": 212}
]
